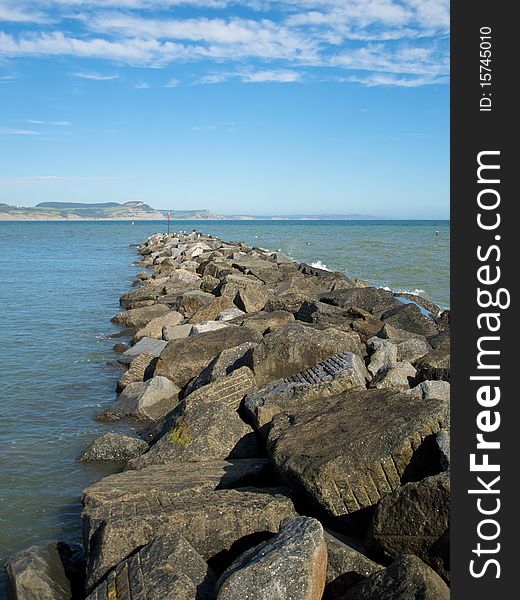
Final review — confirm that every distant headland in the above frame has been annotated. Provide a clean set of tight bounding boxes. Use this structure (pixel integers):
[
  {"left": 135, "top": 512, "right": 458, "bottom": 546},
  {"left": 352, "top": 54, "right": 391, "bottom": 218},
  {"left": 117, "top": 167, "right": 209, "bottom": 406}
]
[{"left": 0, "top": 201, "right": 386, "bottom": 221}]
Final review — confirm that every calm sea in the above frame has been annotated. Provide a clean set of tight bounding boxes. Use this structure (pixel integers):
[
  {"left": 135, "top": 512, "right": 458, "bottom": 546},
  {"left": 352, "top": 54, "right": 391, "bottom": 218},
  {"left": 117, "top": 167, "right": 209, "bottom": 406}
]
[{"left": 0, "top": 219, "right": 449, "bottom": 593}]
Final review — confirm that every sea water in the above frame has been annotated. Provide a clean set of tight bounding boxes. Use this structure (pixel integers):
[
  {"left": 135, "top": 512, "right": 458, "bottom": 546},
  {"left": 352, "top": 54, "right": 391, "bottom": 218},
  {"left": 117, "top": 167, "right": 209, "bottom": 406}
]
[{"left": 0, "top": 219, "right": 449, "bottom": 593}]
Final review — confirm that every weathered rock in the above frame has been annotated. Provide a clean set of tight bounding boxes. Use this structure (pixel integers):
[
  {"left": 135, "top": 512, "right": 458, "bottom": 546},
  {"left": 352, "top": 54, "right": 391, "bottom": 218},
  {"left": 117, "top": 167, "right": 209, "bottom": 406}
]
[
  {"left": 119, "top": 337, "right": 168, "bottom": 365},
  {"left": 154, "top": 326, "right": 263, "bottom": 388},
  {"left": 190, "top": 320, "right": 230, "bottom": 335},
  {"left": 176, "top": 290, "right": 215, "bottom": 318},
  {"left": 377, "top": 323, "right": 421, "bottom": 343},
  {"left": 201, "top": 273, "right": 221, "bottom": 293},
  {"left": 79, "top": 433, "right": 148, "bottom": 462},
  {"left": 216, "top": 516, "right": 327, "bottom": 600},
  {"left": 426, "top": 329, "right": 451, "bottom": 353},
  {"left": 297, "top": 263, "right": 353, "bottom": 291},
  {"left": 344, "top": 555, "right": 450, "bottom": 599},
  {"left": 130, "top": 369, "right": 258, "bottom": 468},
  {"left": 83, "top": 487, "right": 296, "bottom": 590},
  {"left": 369, "top": 362, "right": 416, "bottom": 390},
  {"left": 265, "top": 290, "right": 316, "bottom": 315},
  {"left": 119, "top": 285, "right": 163, "bottom": 309},
  {"left": 6, "top": 541, "right": 85, "bottom": 600},
  {"left": 232, "top": 255, "right": 285, "bottom": 286},
  {"left": 112, "top": 376, "right": 180, "bottom": 421},
  {"left": 112, "top": 304, "right": 170, "bottom": 330},
  {"left": 381, "top": 303, "right": 438, "bottom": 337},
  {"left": 324, "top": 530, "right": 383, "bottom": 599},
  {"left": 216, "top": 307, "right": 246, "bottom": 321},
  {"left": 251, "top": 322, "right": 365, "bottom": 388},
  {"left": 296, "top": 300, "right": 355, "bottom": 331},
  {"left": 133, "top": 310, "right": 184, "bottom": 342},
  {"left": 407, "top": 380, "right": 450, "bottom": 403},
  {"left": 83, "top": 459, "right": 273, "bottom": 507},
  {"left": 112, "top": 341, "right": 129, "bottom": 354},
  {"left": 234, "top": 285, "right": 272, "bottom": 313},
  {"left": 268, "top": 388, "right": 449, "bottom": 520},
  {"left": 366, "top": 338, "right": 397, "bottom": 376},
  {"left": 86, "top": 533, "right": 216, "bottom": 600},
  {"left": 396, "top": 336, "right": 432, "bottom": 363},
  {"left": 233, "top": 310, "right": 295, "bottom": 335},
  {"left": 162, "top": 323, "right": 193, "bottom": 340},
  {"left": 245, "top": 353, "right": 369, "bottom": 437},
  {"left": 414, "top": 348, "right": 451, "bottom": 383},
  {"left": 189, "top": 295, "right": 235, "bottom": 324},
  {"left": 168, "top": 268, "right": 202, "bottom": 287},
  {"left": 184, "top": 342, "right": 257, "bottom": 397},
  {"left": 366, "top": 473, "right": 450, "bottom": 581},
  {"left": 436, "top": 430, "right": 450, "bottom": 470},
  {"left": 116, "top": 351, "right": 156, "bottom": 391},
  {"left": 393, "top": 293, "right": 440, "bottom": 316},
  {"left": 218, "top": 274, "right": 264, "bottom": 299},
  {"left": 320, "top": 287, "right": 401, "bottom": 317}
]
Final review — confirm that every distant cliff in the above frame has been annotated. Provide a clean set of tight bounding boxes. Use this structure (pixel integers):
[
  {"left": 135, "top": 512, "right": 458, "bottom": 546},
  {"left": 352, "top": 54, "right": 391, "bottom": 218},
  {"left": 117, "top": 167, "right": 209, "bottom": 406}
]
[{"left": 0, "top": 202, "right": 385, "bottom": 221}]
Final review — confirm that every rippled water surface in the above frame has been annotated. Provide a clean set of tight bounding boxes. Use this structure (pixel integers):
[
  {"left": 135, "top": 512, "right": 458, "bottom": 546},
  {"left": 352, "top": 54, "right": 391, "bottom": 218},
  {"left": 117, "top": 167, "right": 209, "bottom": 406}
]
[{"left": 0, "top": 219, "right": 448, "bottom": 594}]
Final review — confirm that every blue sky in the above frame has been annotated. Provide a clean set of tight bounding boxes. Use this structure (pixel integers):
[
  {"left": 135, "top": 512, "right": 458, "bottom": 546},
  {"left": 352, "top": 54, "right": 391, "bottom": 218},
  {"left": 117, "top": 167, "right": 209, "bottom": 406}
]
[{"left": 0, "top": 0, "right": 449, "bottom": 218}]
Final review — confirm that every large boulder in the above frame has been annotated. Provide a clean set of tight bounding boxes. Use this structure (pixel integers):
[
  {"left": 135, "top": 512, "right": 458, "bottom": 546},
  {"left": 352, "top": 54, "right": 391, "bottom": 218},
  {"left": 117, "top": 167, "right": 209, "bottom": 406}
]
[
  {"left": 343, "top": 555, "right": 450, "bottom": 600},
  {"left": 251, "top": 322, "right": 365, "bottom": 388},
  {"left": 296, "top": 301, "right": 381, "bottom": 340},
  {"left": 268, "top": 388, "right": 449, "bottom": 521},
  {"left": 83, "top": 459, "right": 274, "bottom": 508},
  {"left": 188, "top": 294, "right": 235, "bottom": 324},
  {"left": 183, "top": 342, "right": 257, "bottom": 397},
  {"left": 130, "top": 368, "right": 258, "bottom": 468},
  {"left": 244, "top": 353, "right": 368, "bottom": 438},
  {"left": 232, "top": 310, "right": 295, "bottom": 335},
  {"left": 366, "top": 472, "right": 450, "bottom": 581},
  {"left": 6, "top": 541, "right": 85, "bottom": 600},
  {"left": 216, "top": 516, "right": 327, "bottom": 600},
  {"left": 116, "top": 351, "right": 156, "bottom": 392},
  {"left": 111, "top": 376, "right": 180, "bottom": 421},
  {"left": 119, "top": 285, "right": 163, "bottom": 309},
  {"left": 234, "top": 285, "right": 272, "bottom": 313},
  {"left": 324, "top": 530, "right": 383, "bottom": 599},
  {"left": 133, "top": 310, "right": 184, "bottom": 341},
  {"left": 86, "top": 533, "right": 216, "bottom": 600},
  {"left": 154, "top": 326, "right": 263, "bottom": 388},
  {"left": 176, "top": 290, "right": 215, "bottom": 318},
  {"left": 83, "top": 487, "right": 296, "bottom": 591},
  {"left": 407, "top": 380, "right": 450, "bottom": 403},
  {"left": 111, "top": 304, "right": 169, "bottom": 330},
  {"left": 366, "top": 338, "right": 397, "bottom": 376},
  {"left": 369, "top": 362, "right": 416, "bottom": 390},
  {"left": 320, "top": 288, "right": 401, "bottom": 317},
  {"left": 78, "top": 433, "right": 148, "bottom": 462},
  {"left": 381, "top": 303, "right": 438, "bottom": 337},
  {"left": 414, "top": 348, "right": 451, "bottom": 383}
]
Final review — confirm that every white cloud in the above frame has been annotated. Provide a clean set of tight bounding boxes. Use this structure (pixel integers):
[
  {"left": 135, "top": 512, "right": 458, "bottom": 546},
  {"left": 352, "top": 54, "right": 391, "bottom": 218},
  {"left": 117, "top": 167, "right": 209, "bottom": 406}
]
[
  {"left": 72, "top": 71, "right": 119, "bottom": 80},
  {"left": 164, "top": 77, "right": 180, "bottom": 87},
  {"left": 0, "top": 1, "right": 450, "bottom": 87},
  {"left": 0, "top": 127, "right": 40, "bottom": 135},
  {"left": 25, "top": 119, "right": 71, "bottom": 125},
  {"left": 134, "top": 81, "right": 149, "bottom": 88}
]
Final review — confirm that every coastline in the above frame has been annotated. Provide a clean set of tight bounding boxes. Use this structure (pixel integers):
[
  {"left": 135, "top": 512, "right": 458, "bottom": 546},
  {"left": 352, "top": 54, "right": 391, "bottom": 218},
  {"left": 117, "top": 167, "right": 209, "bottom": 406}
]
[{"left": 5, "top": 231, "right": 451, "bottom": 599}]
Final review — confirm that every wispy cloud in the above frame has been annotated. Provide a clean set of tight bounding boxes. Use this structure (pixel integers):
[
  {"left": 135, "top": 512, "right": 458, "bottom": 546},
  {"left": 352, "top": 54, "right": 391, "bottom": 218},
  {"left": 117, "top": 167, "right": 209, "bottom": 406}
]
[
  {"left": 164, "top": 77, "right": 180, "bottom": 87},
  {"left": 72, "top": 71, "right": 119, "bottom": 80},
  {"left": 0, "top": 1, "right": 450, "bottom": 87},
  {"left": 0, "top": 127, "right": 40, "bottom": 135},
  {"left": 25, "top": 118, "right": 71, "bottom": 125},
  {"left": 134, "top": 81, "right": 149, "bottom": 88}
]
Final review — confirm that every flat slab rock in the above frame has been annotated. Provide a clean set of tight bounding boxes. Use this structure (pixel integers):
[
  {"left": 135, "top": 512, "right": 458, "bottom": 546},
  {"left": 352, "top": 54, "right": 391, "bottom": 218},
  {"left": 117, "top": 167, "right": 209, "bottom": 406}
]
[
  {"left": 119, "top": 337, "right": 168, "bottom": 365},
  {"left": 86, "top": 533, "right": 216, "bottom": 600},
  {"left": 344, "top": 555, "right": 450, "bottom": 600},
  {"left": 268, "top": 388, "right": 449, "bottom": 520},
  {"left": 83, "top": 459, "right": 273, "bottom": 508},
  {"left": 366, "top": 472, "right": 450, "bottom": 582},
  {"left": 216, "top": 516, "right": 327, "bottom": 600},
  {"left": 110, "top": 375, "right": 180, "bottom": 421},
  {"left": 83, "top": 487, "right": 297, "bottom": 591}
]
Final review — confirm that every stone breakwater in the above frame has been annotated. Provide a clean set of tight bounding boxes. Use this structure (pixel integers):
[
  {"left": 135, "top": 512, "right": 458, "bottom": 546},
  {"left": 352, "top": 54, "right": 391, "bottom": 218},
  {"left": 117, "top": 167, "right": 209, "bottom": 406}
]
[{"left": 5, "top": 231, "right": 451, "bottom": 599}]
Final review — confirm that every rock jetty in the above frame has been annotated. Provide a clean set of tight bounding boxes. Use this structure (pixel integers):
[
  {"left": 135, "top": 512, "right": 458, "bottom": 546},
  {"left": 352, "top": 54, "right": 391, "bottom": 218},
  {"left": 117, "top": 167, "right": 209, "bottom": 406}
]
[{"left": 5, "top": 231, "right": 451, "bottom": 599}]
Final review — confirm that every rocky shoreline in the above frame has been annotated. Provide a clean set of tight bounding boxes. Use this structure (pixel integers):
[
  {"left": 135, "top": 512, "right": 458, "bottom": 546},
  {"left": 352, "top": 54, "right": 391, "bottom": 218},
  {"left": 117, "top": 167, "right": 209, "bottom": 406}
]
[{"left": 5, "top": 231, "right": 451, "bottom": 599}]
